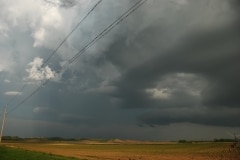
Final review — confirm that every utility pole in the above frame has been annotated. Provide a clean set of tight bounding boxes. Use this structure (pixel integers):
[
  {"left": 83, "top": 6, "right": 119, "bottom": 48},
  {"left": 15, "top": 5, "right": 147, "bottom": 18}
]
[{"left": 0, "top": 105, "right": 7, "bottom": 143}]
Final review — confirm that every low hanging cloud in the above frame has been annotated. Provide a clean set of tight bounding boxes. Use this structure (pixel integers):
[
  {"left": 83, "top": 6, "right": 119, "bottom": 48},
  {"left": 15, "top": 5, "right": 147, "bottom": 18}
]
[
  {"left": 33, "top": 106, "right": 56, "bottom": 114},
  {"left": 4, "top": 91, "right": 22, "bottom": 96},
  {"left": 26, "top": 57, "right": 56, "bottom": 82},
  {"left": 4, "top": 79, "right": 11, "bottom": 83}
]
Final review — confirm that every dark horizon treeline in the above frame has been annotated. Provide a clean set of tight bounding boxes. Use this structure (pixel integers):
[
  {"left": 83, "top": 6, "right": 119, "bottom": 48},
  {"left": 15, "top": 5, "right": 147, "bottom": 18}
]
[
  {"left": 2, "top": 136, "right": 77, "bottom": 141},
  {"left": 1, "top": 136, "right": 237, "bottom": 142}
]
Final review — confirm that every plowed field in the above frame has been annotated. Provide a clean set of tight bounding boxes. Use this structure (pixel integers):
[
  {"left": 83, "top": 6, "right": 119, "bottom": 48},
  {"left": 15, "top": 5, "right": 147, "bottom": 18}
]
[{"left": 2, "top": 141, "right": 240, "bottom": 160}]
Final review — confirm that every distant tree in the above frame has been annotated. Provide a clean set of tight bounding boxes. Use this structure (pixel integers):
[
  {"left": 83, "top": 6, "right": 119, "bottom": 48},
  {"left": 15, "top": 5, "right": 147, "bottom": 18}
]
[
  {"left": 178, "top": 140, "right": 187, "bottom": 143},
  {"left": 2, "top": 136, "right": 22, "bottom": 141},
  {"left": 48, "top": 137, "right": 64, "bottom": 141},
  {"left": 214, "top": 138, "right": 235, "bottom": 142}
]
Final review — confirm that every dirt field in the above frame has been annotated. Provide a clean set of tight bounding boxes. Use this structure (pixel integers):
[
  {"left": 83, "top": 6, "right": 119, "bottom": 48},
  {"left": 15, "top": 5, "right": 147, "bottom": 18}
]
[{"left": 2, "top": 141, "right": 240, "bottom": 160}]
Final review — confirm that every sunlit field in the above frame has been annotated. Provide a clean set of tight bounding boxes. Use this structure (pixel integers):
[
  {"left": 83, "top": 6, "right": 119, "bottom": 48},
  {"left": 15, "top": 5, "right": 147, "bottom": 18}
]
[{"left": 1, "top": 140, "right": 240, "bottom": 160}]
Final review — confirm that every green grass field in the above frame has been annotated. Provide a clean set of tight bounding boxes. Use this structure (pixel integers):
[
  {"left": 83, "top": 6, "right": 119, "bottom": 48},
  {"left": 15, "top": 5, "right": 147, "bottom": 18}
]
[{"left": 0, "top": 145, "right": 80, "bottom": 160}]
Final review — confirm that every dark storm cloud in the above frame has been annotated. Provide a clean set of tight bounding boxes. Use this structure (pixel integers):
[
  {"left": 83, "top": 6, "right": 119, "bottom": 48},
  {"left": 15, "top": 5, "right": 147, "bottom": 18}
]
[
  {"left": 26, "top": 0, "right": 240, "bottom": 129},
  {"left": 2, "top": 0, "right": 240, "bottom": 139},
  {"left": 137, "top": 107, "right": 240, "bottom": 127},
  {"left": 113, "top": 23, "right": 240, "bottom": 105},
  {"left": 91, "top": 0, "right": 240, "bottom": 127}
]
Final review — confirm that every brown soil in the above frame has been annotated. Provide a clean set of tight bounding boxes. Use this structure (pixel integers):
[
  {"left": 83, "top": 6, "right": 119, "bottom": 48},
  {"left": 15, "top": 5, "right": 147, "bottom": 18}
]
[{"left": 2, "top": 142, "right": 240, "bottom": 160}]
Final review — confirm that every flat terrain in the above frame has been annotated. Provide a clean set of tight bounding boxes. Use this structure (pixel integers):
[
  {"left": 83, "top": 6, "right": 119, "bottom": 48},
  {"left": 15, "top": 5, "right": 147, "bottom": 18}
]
[
  {"left": 1, "top": 140, "right": 240, "bottom": 160},
  {"left": 0, "top": 145, "right": 79, "bottom": 160}
]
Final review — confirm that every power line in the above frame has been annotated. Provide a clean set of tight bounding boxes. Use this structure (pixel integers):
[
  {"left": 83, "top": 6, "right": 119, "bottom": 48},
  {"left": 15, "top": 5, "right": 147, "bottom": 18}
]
[
  {"left": 42, "top": 0, "right": 102, "bottom": 67},
  {"left": 6, "top": 0, "right": 102, "bottom": 107},
  {"left": 7, "top": 81, "right": 48, "bottom": 115},
  {"left": 56, "top": 0, "right": 148, "bottom": 75},
  {"left": 7, "top": 0, "right": 148, "bottom": 114},
  {"left": 66, "top": 0, "right": 148, "bottom": 67},
  {"left": 8, "top": 0, "right": 147, "bottom": 114}
]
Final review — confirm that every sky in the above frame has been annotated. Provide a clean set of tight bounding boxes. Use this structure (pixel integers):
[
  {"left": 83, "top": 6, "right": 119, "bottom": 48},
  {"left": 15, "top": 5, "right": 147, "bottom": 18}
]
[{"left": 0, "top": 0, "right": 240, "bottom": 141}]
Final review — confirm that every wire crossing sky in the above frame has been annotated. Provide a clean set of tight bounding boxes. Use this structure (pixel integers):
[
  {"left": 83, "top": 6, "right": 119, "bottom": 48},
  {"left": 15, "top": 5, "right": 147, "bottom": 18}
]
[
  {"left": 6, "top": 0, "right": 102, "bottom": 109},
  {"left": 6, "top": 84, "right": 27, "bottom": 106},
  {"left": 7, "top": 0, "right": 148, "bottom": 114},
  {"left": 41, "top": 0, "right": 102, "bottom": 67}
]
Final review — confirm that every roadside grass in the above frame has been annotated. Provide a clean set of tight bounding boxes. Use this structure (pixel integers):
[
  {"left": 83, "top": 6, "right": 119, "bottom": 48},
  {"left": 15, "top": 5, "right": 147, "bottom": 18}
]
[{"left": 0, "top": 145, "right": 80, "bottom": 160}]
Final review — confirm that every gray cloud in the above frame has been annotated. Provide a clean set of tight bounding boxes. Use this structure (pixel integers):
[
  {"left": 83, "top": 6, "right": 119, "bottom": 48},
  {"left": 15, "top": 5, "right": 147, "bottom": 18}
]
[
  {"left": 26, "top": 57, "right": 56, "bottom": 82},
  {"left": 98, "top": 0, "right": 240, "bottom": 127},
  {"left": 4, "top": 91, "right": 22, "bottom": 96},
  {"left": 111, "top": 23, "right": 240, "bottom": 106},
  {"left": 137, "top": 108, "right": 240, "bottom": 127},
  {"left": 44, "top": 0, "right": 77, "bottom": 8},
  {"left": 1, "top": 0, "right": 240, "bottom": 140}
]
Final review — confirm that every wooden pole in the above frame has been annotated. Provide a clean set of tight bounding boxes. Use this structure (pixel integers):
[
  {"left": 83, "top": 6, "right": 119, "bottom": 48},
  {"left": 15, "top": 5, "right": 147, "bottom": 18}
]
[{"left": 0, "top": 105, "right": 7, "bottom": 143}]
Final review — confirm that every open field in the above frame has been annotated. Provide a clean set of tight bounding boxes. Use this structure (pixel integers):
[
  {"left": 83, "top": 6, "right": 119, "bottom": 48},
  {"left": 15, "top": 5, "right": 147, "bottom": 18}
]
[{"left": 1, "top": 140, "right": 240, "bottom": 160}]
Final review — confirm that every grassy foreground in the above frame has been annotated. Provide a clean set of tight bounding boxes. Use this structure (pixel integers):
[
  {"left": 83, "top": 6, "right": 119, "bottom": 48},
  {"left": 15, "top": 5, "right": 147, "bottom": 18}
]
[{"left": 0, "top": 145, "right": 79, "bottom": 160}]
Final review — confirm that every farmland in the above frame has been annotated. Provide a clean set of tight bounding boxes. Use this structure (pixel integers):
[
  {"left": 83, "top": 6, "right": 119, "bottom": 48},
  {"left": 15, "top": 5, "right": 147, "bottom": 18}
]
[
  {"left": 0, "top": 145, "right": 79, "bottom": 160},
  {"left": 1, "top": 140, "right": 240, "bottom": 160}
]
